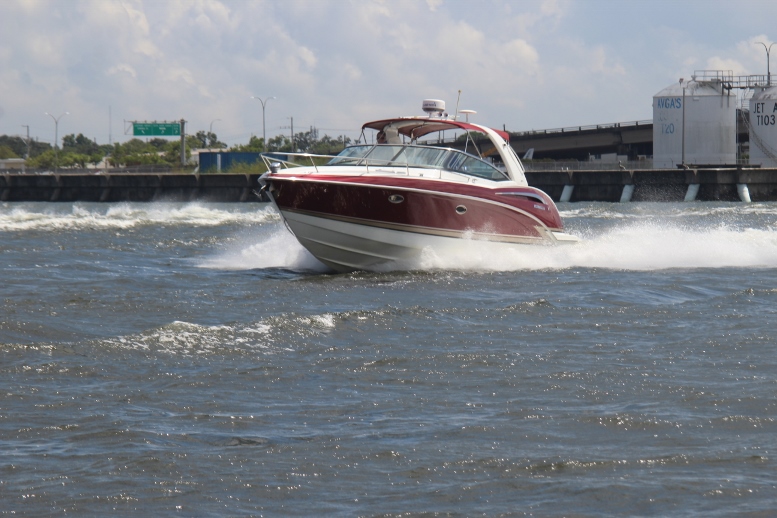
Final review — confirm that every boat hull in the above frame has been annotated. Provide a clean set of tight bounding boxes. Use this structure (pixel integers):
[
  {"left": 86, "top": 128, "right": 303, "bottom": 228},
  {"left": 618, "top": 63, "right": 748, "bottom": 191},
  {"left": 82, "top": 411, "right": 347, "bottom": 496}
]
[
  {"left": 280, "top": 210, "right": 576, "bottom": 272},
  {"left": 267, "top": 175, "right": 575, "bottom": 272}
]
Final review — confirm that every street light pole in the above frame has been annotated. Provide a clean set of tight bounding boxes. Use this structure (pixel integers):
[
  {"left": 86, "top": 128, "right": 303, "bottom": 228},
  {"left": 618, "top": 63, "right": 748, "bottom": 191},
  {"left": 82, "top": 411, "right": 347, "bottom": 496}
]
[
  {"left": 681, "top": 79, "right": 686, "bottom": 167},
  {"left": 45, "top": 111, "right": 68, "bottom": 172},
  {"left": 757, "top": 41, "right": 775, "bottom": 86},
  {"left": 209, "top": 119, "right": 221, "bottom": 148},
  {"left": 21, "top": 125, "right": 30, "bottom": 173},
  {"left": 289, "top": 116, "right": 294, "bottom": 152},
  {"left": 251, "top": 96, "right": 275, "bottom": 152}
]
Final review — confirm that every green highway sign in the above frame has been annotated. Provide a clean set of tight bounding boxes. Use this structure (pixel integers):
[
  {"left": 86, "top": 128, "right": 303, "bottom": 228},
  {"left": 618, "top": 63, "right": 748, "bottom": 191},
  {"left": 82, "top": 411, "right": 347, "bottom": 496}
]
[{"left": 133, "top": 122, "right": 181, "bottom": 136}]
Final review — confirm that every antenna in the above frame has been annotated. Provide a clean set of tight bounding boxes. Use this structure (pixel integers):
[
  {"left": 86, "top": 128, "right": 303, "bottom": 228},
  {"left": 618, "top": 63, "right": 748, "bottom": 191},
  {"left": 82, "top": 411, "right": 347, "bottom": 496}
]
[
  {"left": 454, "top": 89, "right": 461, "bottom": 120},
  {"left": 459, "top": 109, "right": 476, "bottom": 122}
]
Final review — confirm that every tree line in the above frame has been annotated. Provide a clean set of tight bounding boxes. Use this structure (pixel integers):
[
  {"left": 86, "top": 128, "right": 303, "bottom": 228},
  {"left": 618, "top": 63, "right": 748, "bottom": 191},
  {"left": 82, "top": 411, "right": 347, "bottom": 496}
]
[{"left": 0, "top": 129, "right": 352, "bottom": 170}]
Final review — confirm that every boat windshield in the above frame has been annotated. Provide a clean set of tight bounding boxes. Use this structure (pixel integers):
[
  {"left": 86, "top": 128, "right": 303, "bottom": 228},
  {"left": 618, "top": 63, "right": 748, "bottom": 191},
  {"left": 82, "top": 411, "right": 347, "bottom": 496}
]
[
  {"left": 326, "top": 145, "right": 373, "bottom": 165},
  {"left": 327, "top": 144, "right": 509, "bottom": 181}
]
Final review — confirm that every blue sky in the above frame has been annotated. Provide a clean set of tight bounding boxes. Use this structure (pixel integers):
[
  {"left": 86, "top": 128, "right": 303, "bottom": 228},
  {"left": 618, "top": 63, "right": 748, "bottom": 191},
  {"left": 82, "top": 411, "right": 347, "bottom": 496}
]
[{"left": 2, "top": 0, "right": 776, "bottom": 147}]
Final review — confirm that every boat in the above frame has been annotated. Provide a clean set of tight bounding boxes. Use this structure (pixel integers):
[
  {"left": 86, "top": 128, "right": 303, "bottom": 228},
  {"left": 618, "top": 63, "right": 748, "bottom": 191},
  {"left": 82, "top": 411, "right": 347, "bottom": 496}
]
[{"left": 259, "top": 99, "right": 578, "bottom": 272}]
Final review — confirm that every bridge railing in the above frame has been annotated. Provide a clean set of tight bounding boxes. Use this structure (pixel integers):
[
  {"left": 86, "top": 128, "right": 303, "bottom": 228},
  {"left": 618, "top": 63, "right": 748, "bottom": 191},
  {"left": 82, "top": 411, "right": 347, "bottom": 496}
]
[
  {"left": 523, "top": 159, "right": 653, "bottom": 171},
  {"left": 415, "top": 119, "right": 653, "bottom": 146},
  {"left": 522, "top": 158, "right": 759, "bottom": 171},
  {"left": 513, "top": 120, "right": 653, "bottom": 137}
]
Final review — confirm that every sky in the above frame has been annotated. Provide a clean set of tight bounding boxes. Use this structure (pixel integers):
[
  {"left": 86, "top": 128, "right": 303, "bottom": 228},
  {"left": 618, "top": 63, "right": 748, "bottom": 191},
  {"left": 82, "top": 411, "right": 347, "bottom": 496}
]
[{"left": 2, "top": 0, "right": 777, "bottom": 148}]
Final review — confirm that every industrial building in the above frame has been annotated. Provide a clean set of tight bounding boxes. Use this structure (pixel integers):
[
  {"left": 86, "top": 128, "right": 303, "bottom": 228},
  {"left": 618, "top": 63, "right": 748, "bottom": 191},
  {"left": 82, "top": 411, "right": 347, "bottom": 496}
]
[{"left": 502, "top": 70, "right": 774, "bottom": 169}]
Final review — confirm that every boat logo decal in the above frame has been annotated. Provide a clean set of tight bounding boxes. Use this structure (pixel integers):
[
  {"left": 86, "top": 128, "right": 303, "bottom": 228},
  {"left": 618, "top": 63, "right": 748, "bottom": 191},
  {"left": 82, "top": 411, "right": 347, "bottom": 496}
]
[
  {"left": 455, "top": 205, "right": 467, "bottom": 215},
  {"left": 388, "top": 194, "right": 405, "bottom": 204}
]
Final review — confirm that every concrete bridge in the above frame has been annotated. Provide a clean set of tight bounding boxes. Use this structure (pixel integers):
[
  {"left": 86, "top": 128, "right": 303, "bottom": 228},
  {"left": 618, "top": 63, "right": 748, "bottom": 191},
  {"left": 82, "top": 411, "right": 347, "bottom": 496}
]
[
  {"left": 511, "top": 111, "right": 751, "bottom": 161},
  {"left": 442, "top": 111, "right": 751, "bottom": 161}
]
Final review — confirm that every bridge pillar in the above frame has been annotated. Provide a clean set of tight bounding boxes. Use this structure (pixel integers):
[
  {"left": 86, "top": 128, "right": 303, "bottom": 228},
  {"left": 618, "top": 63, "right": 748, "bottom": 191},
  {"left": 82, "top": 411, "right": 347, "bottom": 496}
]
[{"left": 559, "top": 184, "right": 574, "bottom": 202}]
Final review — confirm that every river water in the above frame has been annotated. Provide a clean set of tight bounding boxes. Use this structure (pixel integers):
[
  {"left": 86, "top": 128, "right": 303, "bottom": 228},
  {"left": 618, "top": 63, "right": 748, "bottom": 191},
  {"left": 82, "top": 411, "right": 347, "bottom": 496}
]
[{"left": 2, "top": 201, "right": 777, "bottom": 516}]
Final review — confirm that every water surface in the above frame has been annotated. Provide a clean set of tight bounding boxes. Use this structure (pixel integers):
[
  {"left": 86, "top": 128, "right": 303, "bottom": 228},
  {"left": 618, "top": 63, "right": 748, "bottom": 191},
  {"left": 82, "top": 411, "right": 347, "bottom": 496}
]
[{"left": 2, "top": 201, "right": 777, "bottom": 515}]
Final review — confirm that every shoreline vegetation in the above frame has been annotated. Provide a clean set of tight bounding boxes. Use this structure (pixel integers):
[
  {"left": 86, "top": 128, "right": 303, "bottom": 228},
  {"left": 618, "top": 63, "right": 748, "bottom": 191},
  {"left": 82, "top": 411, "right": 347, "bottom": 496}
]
[{"left": 0, "top": 129, "right": 352, "bottom": 174}]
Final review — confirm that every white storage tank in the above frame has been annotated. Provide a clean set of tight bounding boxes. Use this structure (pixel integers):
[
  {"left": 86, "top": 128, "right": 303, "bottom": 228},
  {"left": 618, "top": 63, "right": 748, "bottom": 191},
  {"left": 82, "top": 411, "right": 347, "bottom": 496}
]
[
  {"left": 748, "top": 86, "right": 777, "bottom": 167},
  {"left": 653, "top": 75, "right": 736, "bottom": 168}
]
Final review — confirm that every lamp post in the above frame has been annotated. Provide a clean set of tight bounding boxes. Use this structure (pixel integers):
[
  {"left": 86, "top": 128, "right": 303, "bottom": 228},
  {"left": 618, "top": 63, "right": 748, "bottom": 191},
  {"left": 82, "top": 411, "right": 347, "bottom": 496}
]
[
  {"left": 21, "top": 125, "right": 30, "bottom": 173},
  {"left": 757, "top": 41, "right": 775, "bottom": 86},
  {"left": 681, "top": 79, "right": 686, "bottom": 167},
  {"left": 251, "top": 96, "right": 275, "bottom": 152},
  {"left": 45, "top": 111, "right": 68, "bottom": 171},
  {"left": 288, "top": 116, "right": 294, "bottom": 152},
  {"left": 209, "top": 119, "right": 221, "bottom": 148}
]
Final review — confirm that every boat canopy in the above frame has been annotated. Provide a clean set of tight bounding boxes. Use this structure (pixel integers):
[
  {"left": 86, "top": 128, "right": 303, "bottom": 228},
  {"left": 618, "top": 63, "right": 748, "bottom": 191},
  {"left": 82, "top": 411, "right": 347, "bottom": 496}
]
[{"left": 362, "top": 118, "right": 510, "bottom": 142}]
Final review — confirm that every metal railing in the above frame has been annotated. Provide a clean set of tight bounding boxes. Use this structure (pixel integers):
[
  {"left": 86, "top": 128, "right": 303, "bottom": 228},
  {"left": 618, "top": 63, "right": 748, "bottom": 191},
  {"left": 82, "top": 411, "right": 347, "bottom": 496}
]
[
  {"left": 414, "top": 119, "right": 653, "bottom": 146},
  {"left": 511, "top": 119, "right": 653, "bottom": 138},
  {"left": 694, "top": 70, "right": 772, "bottom": 89},
  {"left": 523, "top": 160, "right": 653, "bottom": 172}
]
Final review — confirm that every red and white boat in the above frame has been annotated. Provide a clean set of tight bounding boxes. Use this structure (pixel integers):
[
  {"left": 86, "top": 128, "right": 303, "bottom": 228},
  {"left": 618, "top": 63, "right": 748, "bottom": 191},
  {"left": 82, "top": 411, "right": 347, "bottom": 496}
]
[{"left": 260, "top": 100, "right": 578, "bottom": 272}]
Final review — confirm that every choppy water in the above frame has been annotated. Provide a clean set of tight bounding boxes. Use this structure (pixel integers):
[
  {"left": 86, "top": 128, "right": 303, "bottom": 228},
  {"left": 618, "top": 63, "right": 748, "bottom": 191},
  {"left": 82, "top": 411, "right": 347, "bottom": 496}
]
[{"left": 2, "top": 201, "right": 777, "bottom": 516}]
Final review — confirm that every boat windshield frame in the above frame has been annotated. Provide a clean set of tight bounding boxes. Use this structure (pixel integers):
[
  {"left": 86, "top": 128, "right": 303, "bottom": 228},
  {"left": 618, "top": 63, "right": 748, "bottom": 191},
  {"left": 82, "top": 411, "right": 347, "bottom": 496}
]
[{"left": 327, "top": 144, "right": 510, "bottom": 182}]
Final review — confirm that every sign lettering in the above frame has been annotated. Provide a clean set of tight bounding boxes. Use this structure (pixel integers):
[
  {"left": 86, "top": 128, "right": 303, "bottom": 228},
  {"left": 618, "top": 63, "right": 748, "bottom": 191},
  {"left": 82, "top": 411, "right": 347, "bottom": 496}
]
[
  {"left": 133, "top": 122, "right": 181, "bottom": 136},
  {"left": 657, "top": 97, "right": 682, "bottom": 109}
]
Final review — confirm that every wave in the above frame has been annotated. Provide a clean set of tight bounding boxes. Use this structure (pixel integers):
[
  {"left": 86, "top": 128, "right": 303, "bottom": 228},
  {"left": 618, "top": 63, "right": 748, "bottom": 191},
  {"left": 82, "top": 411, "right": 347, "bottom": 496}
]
[
  {"left": 202, "top": 218, "right": 777, "bottom": 273},
  {"left": 0, "top": 201, "right": 278, "bottom": 231},
  {"left": 8, "top": 201, "right": 777, "bottom": 272},
  {"left": 102, "top": 311, "right": 344, "bottom": 356},
  {"left": 197, "top": 223, "right": 329, "bottom": 271}
]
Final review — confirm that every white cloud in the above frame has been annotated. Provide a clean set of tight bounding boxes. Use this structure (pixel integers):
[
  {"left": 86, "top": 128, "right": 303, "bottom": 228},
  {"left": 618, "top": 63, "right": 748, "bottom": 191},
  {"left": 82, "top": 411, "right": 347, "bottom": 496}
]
[
  {"left": 2, "top": 0, "right": 777, "bottom": 145},
  {"left": 107, "top": 64, "right": 137, "bottom": 79},
  {"left": 426, "top": 0, "right": 443, "bottom": 12}
]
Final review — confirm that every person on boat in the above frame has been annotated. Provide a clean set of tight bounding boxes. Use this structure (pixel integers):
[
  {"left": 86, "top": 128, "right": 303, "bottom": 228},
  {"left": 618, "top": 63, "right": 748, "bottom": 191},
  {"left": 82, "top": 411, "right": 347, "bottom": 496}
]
[{"left": 383, "top": 126, "right": 401, "bottom": 144}]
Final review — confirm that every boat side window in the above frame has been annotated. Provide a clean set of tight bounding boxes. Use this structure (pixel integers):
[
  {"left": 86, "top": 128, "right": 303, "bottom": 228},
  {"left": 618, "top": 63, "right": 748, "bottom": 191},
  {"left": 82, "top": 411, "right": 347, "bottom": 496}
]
[
  {"left": 327, "top": 145, "right": 373, "bottom": 165},
  {"left": 445, "top": 151, "right": 509, "bottom": 181}
]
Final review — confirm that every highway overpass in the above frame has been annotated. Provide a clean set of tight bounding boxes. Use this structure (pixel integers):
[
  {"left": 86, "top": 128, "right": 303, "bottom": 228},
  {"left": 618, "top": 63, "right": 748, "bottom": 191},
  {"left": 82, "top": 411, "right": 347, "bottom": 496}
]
[{"left": 505, "top": 110, "right": 750, "bottom": 161}]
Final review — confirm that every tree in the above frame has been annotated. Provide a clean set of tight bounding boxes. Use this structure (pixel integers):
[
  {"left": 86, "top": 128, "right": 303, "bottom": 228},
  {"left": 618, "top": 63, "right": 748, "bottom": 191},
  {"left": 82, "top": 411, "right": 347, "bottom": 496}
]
[
  {"left": 147, "top": 138, "right": 168, "bottom": 150},
  {"left": 267, "top": 134, "right": 291, "bottom": 152},
  {"left": 230, "top": 136, "right": 264, "bottom": 153},
  {"left": 107, "top": 139, "right": 161, "bottom": 167},
  {"left": 62, "top": 133, "right": 100, "bottom": 155},
  {"left": 291, "top": 129, "right": 316, "bottom": 152},
  {"left": 190, "top": 130, "right": 226, "bottom": 149},
  {"left": 59, "top": 152, "right": 90, "bottom": 168},
  {"left": 0, "top": 136, "right": 25, "bottom": 158},
  {"left": 120, "top": 138, "right": 155, "bottom": 155},
  {"left": 89, "top": 153, "right": 104, "bottom": 167},
  {"left": 310, "top": 135, "right": 351, "bottom": 154},
  {"left": 28, "top": 150, "right": 57, "bottom": 169},
  {"left": 0, "top": 135, "right": 49, "bottom": 158},
  {"left": 0, "top": 145, "right": 18, "bottom": 159},
  {"left": 164, "top": 140, "right": 190, "bottom": 165}
]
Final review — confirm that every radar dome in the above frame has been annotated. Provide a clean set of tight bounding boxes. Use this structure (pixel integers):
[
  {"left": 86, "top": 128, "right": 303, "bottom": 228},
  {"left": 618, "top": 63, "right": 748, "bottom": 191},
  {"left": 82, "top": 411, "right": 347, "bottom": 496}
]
[{"left": 422, "top": 99, "right": 446, "bottom": 117}]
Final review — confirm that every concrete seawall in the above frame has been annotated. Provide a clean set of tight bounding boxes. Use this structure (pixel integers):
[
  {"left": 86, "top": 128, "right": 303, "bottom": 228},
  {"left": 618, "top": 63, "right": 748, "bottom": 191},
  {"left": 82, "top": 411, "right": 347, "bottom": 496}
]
[
  {"left": 528, "top": 168, "right": 777, "bottom": 202},
  {"left": 1, "top": 172, "right": 263, "bottom": 203},
  {"left": 2, "top": 169, "right": 777, "bottom": 203}
]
